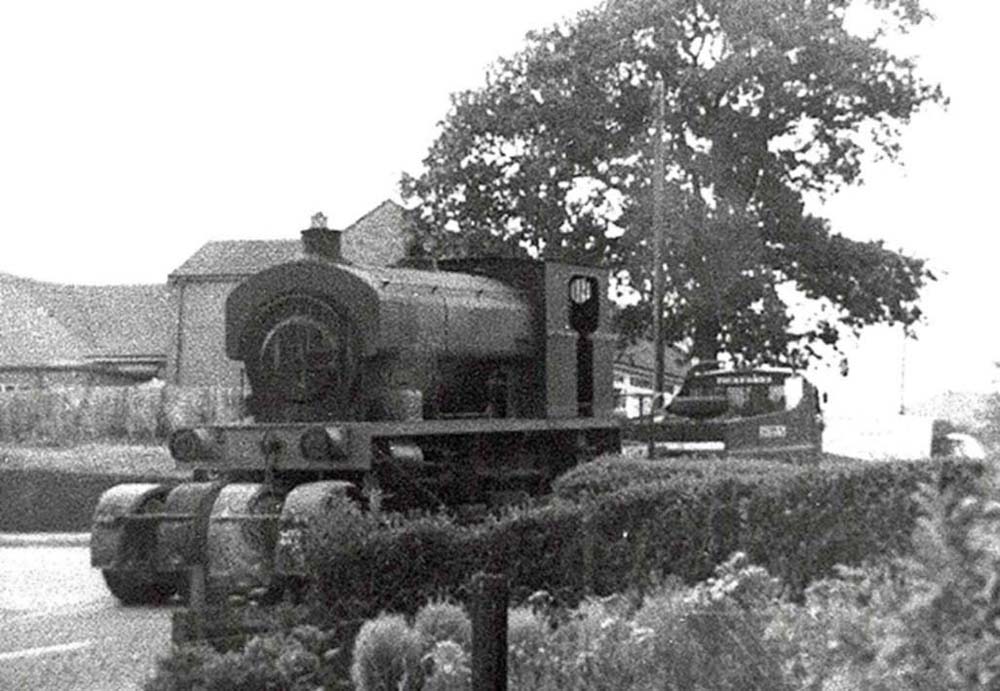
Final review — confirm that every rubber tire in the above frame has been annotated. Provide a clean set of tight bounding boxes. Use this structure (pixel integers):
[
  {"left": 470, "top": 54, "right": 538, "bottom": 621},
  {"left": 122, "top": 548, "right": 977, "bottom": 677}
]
[{"left": 102, "top": 570, "right": 178, "bottom": 606}]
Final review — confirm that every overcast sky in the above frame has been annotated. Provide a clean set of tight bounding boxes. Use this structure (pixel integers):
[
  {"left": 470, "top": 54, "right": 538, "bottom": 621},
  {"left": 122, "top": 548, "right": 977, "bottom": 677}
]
[{"left": 0, "top": 0, "right": 996, "bottom": 413}]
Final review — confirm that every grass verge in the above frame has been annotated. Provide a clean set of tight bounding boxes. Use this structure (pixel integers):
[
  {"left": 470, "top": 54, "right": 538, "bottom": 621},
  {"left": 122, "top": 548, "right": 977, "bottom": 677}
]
[{"left": 0, "top": 442, "right": 183, "bottom": 477}]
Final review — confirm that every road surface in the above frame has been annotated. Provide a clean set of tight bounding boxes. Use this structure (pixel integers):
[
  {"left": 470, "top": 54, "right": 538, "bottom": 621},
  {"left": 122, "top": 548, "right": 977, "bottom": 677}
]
[{"left": 0, "top": 537, "right": 174, "bottom": 690}]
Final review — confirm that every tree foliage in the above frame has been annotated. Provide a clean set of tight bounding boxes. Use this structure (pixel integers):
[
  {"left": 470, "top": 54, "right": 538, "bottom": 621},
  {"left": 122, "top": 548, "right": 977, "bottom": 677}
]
[{"left": 402, "top": 0, "right": 943, "bottom": 363}]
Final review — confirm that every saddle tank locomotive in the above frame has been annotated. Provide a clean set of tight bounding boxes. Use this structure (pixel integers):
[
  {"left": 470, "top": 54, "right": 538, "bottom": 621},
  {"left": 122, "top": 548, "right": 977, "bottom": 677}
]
[{"left": 90, "top": 223, "right": 621, "bottom": 604}]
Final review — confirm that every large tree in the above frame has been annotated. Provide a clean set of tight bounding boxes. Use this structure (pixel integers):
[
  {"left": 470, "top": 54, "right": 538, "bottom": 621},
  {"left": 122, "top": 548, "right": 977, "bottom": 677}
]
[{"left": 401, "top": 0, "right": 943, "bottom": 364}]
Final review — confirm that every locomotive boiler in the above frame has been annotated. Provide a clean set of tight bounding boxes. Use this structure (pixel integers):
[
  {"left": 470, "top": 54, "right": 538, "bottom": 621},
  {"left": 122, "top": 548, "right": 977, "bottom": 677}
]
[{"left": 90, "top": 223, "right": 621, "bottom": 604}]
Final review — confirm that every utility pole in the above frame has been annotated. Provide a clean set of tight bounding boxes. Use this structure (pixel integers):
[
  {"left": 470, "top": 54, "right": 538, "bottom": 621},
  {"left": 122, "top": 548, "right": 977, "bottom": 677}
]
[
  {"left": 652, "top": 75, "right": 667, "bottom": 409},
  {"left": 648, "top": 74, "right": 667, "bottom": 459},
  {"left": 899, "top": 327, "right": 907, "bottom": 415}
]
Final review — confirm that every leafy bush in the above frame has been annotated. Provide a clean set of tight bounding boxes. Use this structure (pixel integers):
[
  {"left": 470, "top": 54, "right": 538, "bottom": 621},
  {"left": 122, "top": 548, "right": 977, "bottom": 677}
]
[
  {"left": 150, "top": 555, "right": 895, "bottom": 690},
  {"left": 857, "top": 459, "right": 1000, "bottom": 688},
  {"left": 340, "top": 500, "right": 1000, "bottom": 691},
  {"left": 765, "top": 458, "right": 1000, "bottom": 689},
  {"left": 336, "top": 553, "right": 790, "bottom": 690},
  {"left": 506, "top": 606, "right": 551, "bottom": 686},
  {"left": 347, "top": 600, "right": 473, "bottom": 691},
  {"left": 413, "top": 600, "right": 472, "bottom": 651},
  {"left": 766, "top": 562, "right": 908, "bottom": 688},
  {"left": 148, "top": 454, "right": 1000, "bottom": 690},
  {"left": 145, "top": 625, "right": 335, "bottom": 691},
  {"left": 422, "top": 640, "right": 471, "bottom": 690},
  {"left": 350, "top": 614, "right": 424, "bottom": 691}
]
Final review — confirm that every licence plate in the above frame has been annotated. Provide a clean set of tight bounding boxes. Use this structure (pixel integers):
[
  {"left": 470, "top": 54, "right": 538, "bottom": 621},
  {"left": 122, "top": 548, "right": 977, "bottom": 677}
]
[{"left": 759, "top": 425, "right": 787, "bottom": 439}]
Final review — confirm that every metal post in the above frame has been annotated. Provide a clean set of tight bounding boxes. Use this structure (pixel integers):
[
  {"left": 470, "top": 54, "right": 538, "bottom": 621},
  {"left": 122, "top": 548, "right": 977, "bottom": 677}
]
[
  {"left": 171, "top": 563, "right": 207, "bottom": 645},
  {"left": 471, "top": 573, "right": 508, "bottom": 690},
  {"left": 189, "top": 564, "right": 206, "bottom": 638}
]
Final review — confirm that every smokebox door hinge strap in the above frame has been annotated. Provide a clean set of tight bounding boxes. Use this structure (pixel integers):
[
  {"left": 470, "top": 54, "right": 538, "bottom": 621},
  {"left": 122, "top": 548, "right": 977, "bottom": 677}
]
[{"left": 260, "top": 431, "right": 284, "bottom": 489}]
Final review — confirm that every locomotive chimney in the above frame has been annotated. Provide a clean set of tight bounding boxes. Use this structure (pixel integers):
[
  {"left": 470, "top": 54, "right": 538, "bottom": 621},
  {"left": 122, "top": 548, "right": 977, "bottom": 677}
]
[{"left": 301, "top": 211, "right": 343, "bottom": 262}]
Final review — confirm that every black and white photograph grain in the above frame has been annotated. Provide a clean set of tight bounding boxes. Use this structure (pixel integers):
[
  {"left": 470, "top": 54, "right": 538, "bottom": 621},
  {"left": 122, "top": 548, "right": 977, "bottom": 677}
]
[{"left": 1, "top": 0, "right": 996, "bottom": 688}]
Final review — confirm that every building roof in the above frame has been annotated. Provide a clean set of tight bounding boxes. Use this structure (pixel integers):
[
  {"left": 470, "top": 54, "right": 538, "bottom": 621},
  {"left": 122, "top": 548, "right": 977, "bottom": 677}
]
[
  {"left": 168, "top": 239, "right": 302, "bottom": 280},
  {"left": 169, "top": 199, "right": 414, "bottom": 280},
  {"left": 0, "top": 273, "right": 171, "bottom": 368}
]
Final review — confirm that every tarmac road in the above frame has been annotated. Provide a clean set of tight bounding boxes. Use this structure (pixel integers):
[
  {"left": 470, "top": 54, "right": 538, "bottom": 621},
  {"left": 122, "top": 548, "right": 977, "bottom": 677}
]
[{"left": 0, "top": 535, "right": 174, "bottom": 690}]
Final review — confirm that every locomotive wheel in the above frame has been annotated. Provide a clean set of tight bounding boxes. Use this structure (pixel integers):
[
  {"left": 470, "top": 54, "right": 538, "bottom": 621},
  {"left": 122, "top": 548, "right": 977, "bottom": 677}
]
[{"left": 102, "top": 570, "right": 178, "bottom": 606}]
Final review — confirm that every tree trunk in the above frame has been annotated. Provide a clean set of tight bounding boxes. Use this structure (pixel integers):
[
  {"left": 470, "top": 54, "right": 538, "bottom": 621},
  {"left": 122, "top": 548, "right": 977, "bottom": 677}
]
[{"left": 691, "top": 308, "right": 720, "bottom": 363}]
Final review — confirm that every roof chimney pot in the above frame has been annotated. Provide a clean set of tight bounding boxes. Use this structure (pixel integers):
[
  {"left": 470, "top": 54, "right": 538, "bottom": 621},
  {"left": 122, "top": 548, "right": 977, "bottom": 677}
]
[{"left": 301, "top": 211, "right": 342, "bottom": 262}]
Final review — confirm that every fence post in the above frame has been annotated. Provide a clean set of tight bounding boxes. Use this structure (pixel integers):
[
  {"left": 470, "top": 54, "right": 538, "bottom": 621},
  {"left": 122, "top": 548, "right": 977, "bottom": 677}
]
[
  {"left": 471, "top": 572, "right": 508, "bottom": 691},
  {"left": 582, "top": 515, "right": 594, "bottom": 596},
  {"left": 172, "top": 564, "right": 206, "bottom": 645}
]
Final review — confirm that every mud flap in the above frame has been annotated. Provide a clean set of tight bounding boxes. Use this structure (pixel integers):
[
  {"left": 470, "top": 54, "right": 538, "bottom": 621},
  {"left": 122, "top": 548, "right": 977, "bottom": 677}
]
[
  {"left": 91, "top": 483, "right": 169, "bottom": 569},
  {"left": 274, "top": 481, "right": 357, "bottom": 579},
  {"left": 156, "top": 481, "right": 226, "bottom": 574},
  {"left": 205, "top": 483, "right": 282, "bottom": 597}
]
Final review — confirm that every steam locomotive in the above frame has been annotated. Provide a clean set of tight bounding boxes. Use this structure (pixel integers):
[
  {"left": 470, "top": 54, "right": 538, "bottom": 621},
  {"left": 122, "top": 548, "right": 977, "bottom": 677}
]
[{"left": 91, "top": 226, "right": 621, "bottom": 604}]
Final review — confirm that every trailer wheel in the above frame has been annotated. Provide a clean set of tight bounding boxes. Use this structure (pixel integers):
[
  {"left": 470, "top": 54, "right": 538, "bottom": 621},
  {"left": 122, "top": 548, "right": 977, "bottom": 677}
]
[
  {"left": 97, "top": 489, "right": 179, "bottom": 606},
  {"left": 102, "top": 570, "right": 177, "bottom": 606}
]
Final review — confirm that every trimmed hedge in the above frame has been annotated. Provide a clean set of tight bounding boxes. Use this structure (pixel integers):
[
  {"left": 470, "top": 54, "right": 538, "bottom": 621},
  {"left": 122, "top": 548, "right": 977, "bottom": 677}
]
[
  {"left": 552, "top": 455, "right": 809, "bottom": 497},
  {"left": 301, "top": 456, "right": 983, "bottom": 623},
  {"left": 0, "top": 469, "right": 178, "bottom": 532}
]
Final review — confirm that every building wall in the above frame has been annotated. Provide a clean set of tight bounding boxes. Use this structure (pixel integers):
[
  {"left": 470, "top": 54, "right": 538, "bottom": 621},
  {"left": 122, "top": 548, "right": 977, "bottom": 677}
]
[
  {"left": 171, "top": 280, "right": 244, "bottom": 387},
  {"left": 613, "top": 366, "right": 686, "bottom": 418}
]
